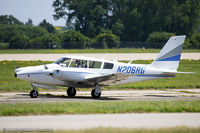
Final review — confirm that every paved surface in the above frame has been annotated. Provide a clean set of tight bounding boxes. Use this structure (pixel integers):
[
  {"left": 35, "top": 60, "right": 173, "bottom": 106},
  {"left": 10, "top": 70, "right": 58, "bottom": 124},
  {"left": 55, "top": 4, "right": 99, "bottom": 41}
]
[
  {"left": 0, "top": 113, "right": 200, "bottom": 130},
  {"left": 0, "top": 53, "right": 200, "bottom": 61},
  {"left": 0, "top": 89, "right": 200, "bottom": 103}
]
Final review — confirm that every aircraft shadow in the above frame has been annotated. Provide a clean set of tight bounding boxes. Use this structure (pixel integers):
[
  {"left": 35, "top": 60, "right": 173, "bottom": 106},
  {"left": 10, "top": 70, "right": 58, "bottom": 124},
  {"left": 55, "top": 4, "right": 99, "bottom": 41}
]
[
  {"left": 144, "top": 95, "right": 176, "bottom": 97},
  {"left": 18, "top": 93, "right": 121, "bottom": 101}
]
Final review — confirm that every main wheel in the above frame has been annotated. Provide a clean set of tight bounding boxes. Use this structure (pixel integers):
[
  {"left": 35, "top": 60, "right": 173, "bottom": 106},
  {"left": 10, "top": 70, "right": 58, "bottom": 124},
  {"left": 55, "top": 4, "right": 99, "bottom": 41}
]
[
  {"left": 91, "top": 89, "right": 101, "bottom": 98},
  {"left": 30, "top": 90, "right": 38, "bottom": 98},
  {"left": 67, "top": 87, "right": 76, "bottom": 97}
]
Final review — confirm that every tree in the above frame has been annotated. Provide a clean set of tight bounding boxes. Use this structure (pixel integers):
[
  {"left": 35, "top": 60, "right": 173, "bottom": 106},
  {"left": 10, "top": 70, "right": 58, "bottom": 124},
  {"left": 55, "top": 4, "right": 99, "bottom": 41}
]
[
  {"left": 146, "top": 32, "right": 174, "bottom": 48},
  {"left": 26, "top": 18, "right": 33, "bottom": 26},
  {"left": 0, "top": 15, "right": 23, "bottom": 25},
  {"left": 185, "top": 32, "right": 200, "bottom": 49},
  {"left": 60, "top": 30, "right": 87, "bottom": 49},
  {"left": 39, "top": 19, "right": 56, "bottom": 33},
  {"left": 53, "top": 0, "right": 112, "bottom": 38},
  {"left": 53, "top": 0, "right": 200, "bottom": 41},
  {"left": 9, "top": 35, "right": 29, "bottom": 49},
  {"left": 94, "top": 32, "right": 120, "bottom": 49},
  {"left": 29, "top": 37, "right": 43, "bottom": 49},
  {"left": 29, "top": 34, "right": 61, "bottom": 49},
  {"left": 0, "top": 24, "right": 48, "bottom": 43},
  {"left": 111, "top": 19, "right": 124, "bottom": 36},
  {"left": 41, "top": 34, "right": 61, "bottom": 48}
]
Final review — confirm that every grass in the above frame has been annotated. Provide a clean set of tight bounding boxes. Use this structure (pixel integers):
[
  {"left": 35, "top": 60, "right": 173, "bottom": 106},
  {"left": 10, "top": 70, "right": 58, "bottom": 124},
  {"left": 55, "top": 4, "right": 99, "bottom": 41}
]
[
  {"left": 0, "top": 100, "right": 199, "bottom": 116},
  {"left": 0, "top": 60, "right": 199, "bottom": 92},
  {"left": 55, "top": 127, "right": 200, "bottom": 133},
  {"left": 2, "top": 127, "right": 200, "bottom": 133},
  {"left": 0, "top": 48, "right": 200, "bottom": 54}
]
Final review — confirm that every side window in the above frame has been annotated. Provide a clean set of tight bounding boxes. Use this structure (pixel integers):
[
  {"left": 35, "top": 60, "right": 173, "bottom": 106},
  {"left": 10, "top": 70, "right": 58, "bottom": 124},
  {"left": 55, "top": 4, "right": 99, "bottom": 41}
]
[
  {"left": 89, "top": 61, "right": 101, "bottom": 69},
  {"left": 70, "top": 59, "right": 87, "bottom": 68},
  {"left": 103, "top": 62, "right": 114, "bottom": 69}
]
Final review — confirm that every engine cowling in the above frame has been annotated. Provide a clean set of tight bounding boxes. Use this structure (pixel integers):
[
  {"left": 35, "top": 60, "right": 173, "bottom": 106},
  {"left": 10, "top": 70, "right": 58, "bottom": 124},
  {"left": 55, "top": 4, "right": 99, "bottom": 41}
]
[{"left": 52, "top": 69, "right": 86, "bottom": 82}]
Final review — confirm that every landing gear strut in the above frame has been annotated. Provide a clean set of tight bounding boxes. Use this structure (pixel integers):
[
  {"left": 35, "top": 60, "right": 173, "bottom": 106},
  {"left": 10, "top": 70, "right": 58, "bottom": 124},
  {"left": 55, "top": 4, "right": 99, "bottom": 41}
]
[
  {"left": 91, "top": 84, "right": 101, "bottom": 98},
  {"left": 30, "top": 86, "right": 38, "bottom": 98},
  {"left": 67, "top": 87, "right": 76, "bottom": 97}
]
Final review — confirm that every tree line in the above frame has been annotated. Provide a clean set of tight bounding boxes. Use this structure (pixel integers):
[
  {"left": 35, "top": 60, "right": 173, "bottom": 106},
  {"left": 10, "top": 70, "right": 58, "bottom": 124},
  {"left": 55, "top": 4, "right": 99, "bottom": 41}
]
[
  {"left": 0, "top": 15, "right": 121, "bottom": 49},
  {"left": 53, "top": 0, "right": 200, "bottom": 48},
  {"left": 1, "top": 0, "right": 200, "bottom": 50}
]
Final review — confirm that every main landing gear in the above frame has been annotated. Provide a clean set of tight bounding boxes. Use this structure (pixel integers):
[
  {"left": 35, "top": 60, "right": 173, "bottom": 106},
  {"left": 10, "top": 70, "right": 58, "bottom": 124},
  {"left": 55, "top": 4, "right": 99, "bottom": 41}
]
[
  {"left": 30, "top": 86, "right": 38, "bottom": 98},
  {"left": 67, "top": 85, "right": 102, "bottom": 98},
  {"left": 67, "top": 87, "right": 76, "bottom": 97}
]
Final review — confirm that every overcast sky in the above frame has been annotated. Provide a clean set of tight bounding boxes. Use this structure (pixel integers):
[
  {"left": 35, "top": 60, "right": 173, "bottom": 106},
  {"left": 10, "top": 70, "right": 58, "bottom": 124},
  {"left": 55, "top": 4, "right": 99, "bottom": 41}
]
[{"left": 0, "top": 0, "right": 66, "bottom": 26}]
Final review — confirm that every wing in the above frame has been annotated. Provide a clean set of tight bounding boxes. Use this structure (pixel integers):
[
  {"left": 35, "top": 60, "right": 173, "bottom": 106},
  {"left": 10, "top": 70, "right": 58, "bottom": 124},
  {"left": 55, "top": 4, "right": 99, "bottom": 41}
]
[{"left": 85, "top": 73, "right": 133, "bottom": 86}]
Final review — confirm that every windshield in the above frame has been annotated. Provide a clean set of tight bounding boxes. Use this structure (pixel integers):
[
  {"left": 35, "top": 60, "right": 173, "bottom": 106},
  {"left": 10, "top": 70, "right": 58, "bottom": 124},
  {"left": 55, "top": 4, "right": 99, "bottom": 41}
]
[{"left": 54, "top": 57, "right": 71, "bottom": 67}]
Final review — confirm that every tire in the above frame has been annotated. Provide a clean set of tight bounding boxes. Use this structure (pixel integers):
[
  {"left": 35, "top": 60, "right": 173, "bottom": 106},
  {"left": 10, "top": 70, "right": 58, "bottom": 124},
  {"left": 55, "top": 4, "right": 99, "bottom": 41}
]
[
  {"left": 67, "top": 87, "right": 76, "bottom": 97},
  {"left": 91, "top": 89, "right": 101, "bottom": 98},
  {"left": 30, "top": 90, "right": 38, "bottom": 98}
]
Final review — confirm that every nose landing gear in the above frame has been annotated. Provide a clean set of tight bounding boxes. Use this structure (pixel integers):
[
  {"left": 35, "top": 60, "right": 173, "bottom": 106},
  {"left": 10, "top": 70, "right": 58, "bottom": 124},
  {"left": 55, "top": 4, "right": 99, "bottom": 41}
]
[{"left": 30, "top": 86, "right": 38, "bottom": 98}]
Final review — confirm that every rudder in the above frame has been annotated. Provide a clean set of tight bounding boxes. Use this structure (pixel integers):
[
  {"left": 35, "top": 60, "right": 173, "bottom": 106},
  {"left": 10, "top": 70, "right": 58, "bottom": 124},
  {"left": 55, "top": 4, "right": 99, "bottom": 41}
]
[{"left": 150, "top": 35, "right": 186, "bottom": 70}]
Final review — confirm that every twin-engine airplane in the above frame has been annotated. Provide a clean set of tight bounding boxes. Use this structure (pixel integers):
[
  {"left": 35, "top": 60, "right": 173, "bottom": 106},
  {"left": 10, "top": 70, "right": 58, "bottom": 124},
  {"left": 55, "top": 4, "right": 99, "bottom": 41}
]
[{"left": 15, "top": 35, "right": 191, "bottom": 98}]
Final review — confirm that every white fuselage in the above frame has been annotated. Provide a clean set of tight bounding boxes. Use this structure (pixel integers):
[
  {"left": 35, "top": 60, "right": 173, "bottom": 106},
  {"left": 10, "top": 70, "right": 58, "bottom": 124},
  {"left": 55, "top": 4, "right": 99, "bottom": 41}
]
[{"left": 15, "top": 57, "right": 175, "bottom": 88}]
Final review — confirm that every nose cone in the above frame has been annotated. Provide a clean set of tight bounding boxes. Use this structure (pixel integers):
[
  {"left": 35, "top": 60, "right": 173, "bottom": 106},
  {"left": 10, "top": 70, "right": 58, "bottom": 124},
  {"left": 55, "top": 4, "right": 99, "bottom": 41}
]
[{"left": 14, "top": 67, "right": 26, "bottom": 79}]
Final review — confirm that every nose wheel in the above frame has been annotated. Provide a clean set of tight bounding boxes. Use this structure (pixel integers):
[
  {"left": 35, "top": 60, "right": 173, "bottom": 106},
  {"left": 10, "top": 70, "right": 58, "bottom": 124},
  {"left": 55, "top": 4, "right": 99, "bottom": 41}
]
[
  {"left": 67, "top": 87, "right": 76, "bottom": 97},
  {"left": 30, "top": 89, "right": 38, "bottom": 98}
]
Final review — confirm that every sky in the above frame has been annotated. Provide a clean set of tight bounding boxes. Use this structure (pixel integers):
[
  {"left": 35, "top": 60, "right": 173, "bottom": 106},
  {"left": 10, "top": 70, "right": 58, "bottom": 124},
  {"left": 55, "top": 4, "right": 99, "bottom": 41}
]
[{"left": 0, "top": 0, "right": 66, "bottom": 26}]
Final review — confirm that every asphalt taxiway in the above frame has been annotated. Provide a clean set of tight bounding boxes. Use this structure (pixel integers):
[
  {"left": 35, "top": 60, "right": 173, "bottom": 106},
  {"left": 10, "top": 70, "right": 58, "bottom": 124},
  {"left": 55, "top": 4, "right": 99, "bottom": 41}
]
[
  {"left": 1, "top": 53, "right": 200, "bottom": 61},
  {"left": 0, "top": 89, "right": 200, "bottom": 103}
]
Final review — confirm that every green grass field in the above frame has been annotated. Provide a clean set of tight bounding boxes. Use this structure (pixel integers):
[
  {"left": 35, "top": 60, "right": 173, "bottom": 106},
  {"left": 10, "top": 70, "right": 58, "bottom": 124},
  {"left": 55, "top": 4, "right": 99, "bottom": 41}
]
[
  {"left": 0, "top": 100, "right": 199, "bottom": 116},
  {"left": 48, "top": 127, "right": 200, "bottom": 133},
  {"left": 0, "top": 48, "right": 200, "bottom": 54},
  {"left": 0, "top": 60, "right": 199, "bottom": 92}
]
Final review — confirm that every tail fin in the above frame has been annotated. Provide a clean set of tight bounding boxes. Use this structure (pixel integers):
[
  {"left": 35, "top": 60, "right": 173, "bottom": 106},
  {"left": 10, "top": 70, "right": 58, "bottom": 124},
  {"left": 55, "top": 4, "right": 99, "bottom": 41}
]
[{"left": 150, "top": 35, "right": 186, "bottom": 70}]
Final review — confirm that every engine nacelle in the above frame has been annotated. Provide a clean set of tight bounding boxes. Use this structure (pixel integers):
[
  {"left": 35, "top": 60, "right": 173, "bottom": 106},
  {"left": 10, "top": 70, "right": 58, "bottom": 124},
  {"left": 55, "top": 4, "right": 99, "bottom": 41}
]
[{"left": 52, "top": 69, "right": 86, "bottom": 82}]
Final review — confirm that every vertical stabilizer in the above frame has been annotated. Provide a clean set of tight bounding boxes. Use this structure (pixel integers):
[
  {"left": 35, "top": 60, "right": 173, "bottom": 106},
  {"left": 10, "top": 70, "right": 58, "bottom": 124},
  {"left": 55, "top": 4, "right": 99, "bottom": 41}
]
[{"left": 150, "top": 35, "right": 186, "bottom": 70}]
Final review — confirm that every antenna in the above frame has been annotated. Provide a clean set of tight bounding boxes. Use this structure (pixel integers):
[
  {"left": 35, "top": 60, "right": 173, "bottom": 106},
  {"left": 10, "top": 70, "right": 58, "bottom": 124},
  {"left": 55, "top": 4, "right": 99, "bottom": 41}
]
[
  {"left": 102, "top": 52, "right": 109, "bottom": 59},
  {"left": 128, "top": 58, "right": 134, "bottom": 64}
]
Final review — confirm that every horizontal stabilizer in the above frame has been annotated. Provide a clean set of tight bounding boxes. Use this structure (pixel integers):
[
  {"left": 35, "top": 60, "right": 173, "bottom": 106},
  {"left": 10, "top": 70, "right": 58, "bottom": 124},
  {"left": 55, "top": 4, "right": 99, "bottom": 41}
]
[{"left": 163, "top": 71, "right": 195, "bottom": 75}]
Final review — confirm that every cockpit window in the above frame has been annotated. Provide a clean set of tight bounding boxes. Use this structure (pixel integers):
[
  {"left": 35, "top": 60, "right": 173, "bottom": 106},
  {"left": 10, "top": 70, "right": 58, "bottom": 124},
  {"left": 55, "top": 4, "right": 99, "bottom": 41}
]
[
  {"left": 103, "top": 62, "right": 114, "bottom": 69},
  {"left": 54, "top": 57, "right": 71, "bottom": 67},
  {"left": 70, "top": 59, "right": 88, "bottom": 68},
  {"left": 89, "top": 61, "right": 101, "bottom": 69}
]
